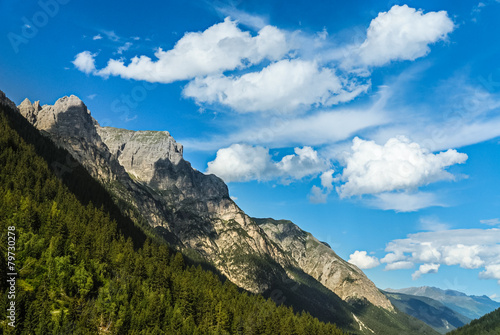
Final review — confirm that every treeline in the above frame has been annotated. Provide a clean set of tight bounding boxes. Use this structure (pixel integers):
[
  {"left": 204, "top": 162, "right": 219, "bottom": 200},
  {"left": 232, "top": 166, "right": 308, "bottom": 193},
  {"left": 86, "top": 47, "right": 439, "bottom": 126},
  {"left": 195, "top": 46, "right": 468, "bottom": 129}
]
[
  {"left": 0, "top": 103, "right": 345, "bottom": 334},
  {"left": 447, "top": 308, "right": 500, "bottom": 335}
]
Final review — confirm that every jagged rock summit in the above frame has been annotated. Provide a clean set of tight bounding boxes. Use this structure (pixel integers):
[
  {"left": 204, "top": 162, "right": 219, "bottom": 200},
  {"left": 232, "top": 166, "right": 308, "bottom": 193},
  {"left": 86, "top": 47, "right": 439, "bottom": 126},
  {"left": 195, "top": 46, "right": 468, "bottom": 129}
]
[{"left": 16, "top": 94, "right": 397, "bottom": 323}]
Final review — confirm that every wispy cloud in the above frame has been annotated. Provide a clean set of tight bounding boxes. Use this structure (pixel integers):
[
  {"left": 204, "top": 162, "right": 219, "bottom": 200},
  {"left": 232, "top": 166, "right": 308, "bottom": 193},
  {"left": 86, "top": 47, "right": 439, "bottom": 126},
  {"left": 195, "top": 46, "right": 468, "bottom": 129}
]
[
  {"left": 367, "top": 192, "right": 447, "bottom": 212},
  {"left": 116, "top": 42, "right": 132, "bottom": 55},
  {"left": 481, "top": 218, "right": 500, "bottom": 226}
]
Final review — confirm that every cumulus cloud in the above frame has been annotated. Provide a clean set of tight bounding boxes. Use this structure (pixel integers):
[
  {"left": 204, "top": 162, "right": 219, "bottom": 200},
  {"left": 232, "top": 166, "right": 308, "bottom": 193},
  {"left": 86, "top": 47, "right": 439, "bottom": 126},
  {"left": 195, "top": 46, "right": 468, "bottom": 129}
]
[
  {"left": 320, "top": 169, "right": 335, "bottom": 190},
  {"left": 412, "top": 263, "right": 440, "bottom": 280},
  {"left": 184, "top": 59, "right": 369, "bottom": 113},
  {"left": 356, "top": 5, "right": 454, "bottom": 66},
  {"left": 480, "top": 264, "right": 500, "bottom": 284},
  {"left": 382, "top": 228, "right": 500, "bottom": 283},
  {"left": 206, "top": 144, "right": 329, "bottom": 183},
  {"left": 72, "top": 51, "right": 97, "bottom": 74},
  {"left": 336, "top": 136, "right": 468, "bottom": 198},
  {"left": 348, "top": 250, "right": 380, "bottom": 269},
  {"left": 92, "top": 34, "right": 102, "bottom": 40},
  {"left": 93, "top": 18, "right": 289, "bottom": 83}
]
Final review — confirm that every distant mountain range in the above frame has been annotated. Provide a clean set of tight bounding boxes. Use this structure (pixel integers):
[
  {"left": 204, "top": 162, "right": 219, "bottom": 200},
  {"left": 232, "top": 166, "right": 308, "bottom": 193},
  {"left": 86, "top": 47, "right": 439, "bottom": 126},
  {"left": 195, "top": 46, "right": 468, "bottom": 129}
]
[
  {"left": 385, "top": 286, "right": 500, "bottom": 320},
  {"left": 383, "top": 290, "right": 470, "bottom": 334}
]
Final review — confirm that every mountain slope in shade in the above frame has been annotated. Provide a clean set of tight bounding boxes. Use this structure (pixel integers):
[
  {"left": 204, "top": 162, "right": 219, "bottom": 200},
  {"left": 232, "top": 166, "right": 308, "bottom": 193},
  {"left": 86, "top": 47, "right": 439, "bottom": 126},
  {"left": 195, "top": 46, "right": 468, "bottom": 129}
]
[
  {"left": 0, "top": 93, "right": 347, "bottom": 335},
  {"left": 448, "top": 307, "right": 500, "bottom": 335},
  {"left": 385, "top": 287, "right": 500, "bottom": 320},
  {"left": 13, "top": 92, "right": 443, "bottom": 334},
  {"left": 383, "top": 291, "right": 470, "bottom": 334}
]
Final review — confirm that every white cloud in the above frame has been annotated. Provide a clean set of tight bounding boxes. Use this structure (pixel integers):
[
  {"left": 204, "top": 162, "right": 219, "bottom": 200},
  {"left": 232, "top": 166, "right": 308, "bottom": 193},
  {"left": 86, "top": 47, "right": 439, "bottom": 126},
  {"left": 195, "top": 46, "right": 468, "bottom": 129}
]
[
  {"left": 103, "top": 30, "right": 120, "bottom": 42},
  {"left": 382, "top": 228, "right": 500, "bottom": 284},
  {"left": 181, "top": 105, "right": 387, "bottom": 152},
  {"left": 184, "top": 59, "right": 368, "bottom": 113},
  {"left": 412, "top": 263, "right": 440, "bottom": 280},
  {"left": 481, "top": 218, "right": 500, "bottom": 226},
  {"left": 320, "top": 169, "right": 335, "bottom": 190},
  {"left": 336, "top": 136, "right": 468, "bottom": 198},
  {"left": 215, "top": 6, "right": 268, "bottom": 30},
  {"left": 93, "top": 18, "right": 289, "bottom": 83},
  {"left": 442, "top": 244, "right": 484, "bottom": 269},
  {"left": 206, "top": 144, "right": 329, "bottom": 183},
  {"left": 72, "top": 51, "right": 97, "bottom": 74},
  {"left": 348, "top": 250, "right": 380, "bottom": 269},
  {"left": 480, "top": 265, "right": 500, "bottom": 284},
  {"left": 356, "top": 5, "right": 454, "bottom": 67},
  {"left": 309, "top": 185, "right": 329, "bottom": 204},
  {"left": 93, "top": 34, "right": 102, "bottom": 40},
  {"left": 368, "top": 191, "right": 445, "bottom": 212},
  {"left": 419, "top": 216, "right": 451, "bottom": 231},
  {"left": 116, "top": 42, "right": 132, "bottom": 55},
  {"left": 385, "top": 261, "right": 414, "bottom": 270},
  {"left": 381, "top": 252, "right": 406, "bottom": 264}
]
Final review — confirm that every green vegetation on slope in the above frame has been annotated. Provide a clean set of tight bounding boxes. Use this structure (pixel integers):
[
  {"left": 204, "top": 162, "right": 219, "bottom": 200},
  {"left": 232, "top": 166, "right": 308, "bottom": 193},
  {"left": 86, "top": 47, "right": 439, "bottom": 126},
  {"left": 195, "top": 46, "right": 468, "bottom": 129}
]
[
  {"left": 447, "top": 308, "right": 500, "bottom": 335},
  {"left": 0, "top": 103, "right": 345, "bottom": 334}
]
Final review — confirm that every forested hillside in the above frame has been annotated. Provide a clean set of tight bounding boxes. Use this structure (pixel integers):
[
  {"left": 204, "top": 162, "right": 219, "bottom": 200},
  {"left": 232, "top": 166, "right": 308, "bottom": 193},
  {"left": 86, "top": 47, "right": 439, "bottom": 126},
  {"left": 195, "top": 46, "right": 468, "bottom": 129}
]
[
  {"left": 0, "top": 102, "right": 345, "bottom": 334},
  {"left": 447, "top": 308, "right": 500, "bottom": 335}
]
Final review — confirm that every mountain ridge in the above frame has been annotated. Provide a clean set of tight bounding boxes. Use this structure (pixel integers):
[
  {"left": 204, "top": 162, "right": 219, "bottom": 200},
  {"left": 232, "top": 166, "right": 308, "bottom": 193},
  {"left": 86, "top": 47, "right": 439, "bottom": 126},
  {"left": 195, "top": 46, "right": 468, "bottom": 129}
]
[
  {"left": 10, "top": 91, "right": 444, "bottom": 334},
  {"left": 17, "top": 94, "right": 392, "bottom": 309},
  {"left": 385, "top": 286, "right": 500, "bottom": 321},
  {"left": 382, "top": 290, "right": 470, "bottom": 334}
]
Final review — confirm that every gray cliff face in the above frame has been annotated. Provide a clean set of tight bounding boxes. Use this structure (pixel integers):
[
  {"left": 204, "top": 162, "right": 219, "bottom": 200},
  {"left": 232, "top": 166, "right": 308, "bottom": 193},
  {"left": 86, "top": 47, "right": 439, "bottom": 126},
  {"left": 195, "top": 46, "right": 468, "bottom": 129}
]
[
  {"left": 255, "top": 218, "right": 394, "bottom": 311},
  {"left": 17, "top": 94, "right": 394, "bottom": 312},
  {"left": 18, "top": 95, "right": 288, "bottom": 293},
  {"left": 18, "top": 96, "right": 118, "bottom": 182}
]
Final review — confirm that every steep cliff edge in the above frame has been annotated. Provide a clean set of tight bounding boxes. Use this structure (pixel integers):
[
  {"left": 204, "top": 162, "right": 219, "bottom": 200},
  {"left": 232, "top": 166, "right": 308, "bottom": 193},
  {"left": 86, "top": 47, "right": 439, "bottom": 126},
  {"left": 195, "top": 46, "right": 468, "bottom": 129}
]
[
  {"left": 17, "top": 96, "right": 290, "bottom": 294},
  {"left": 16, "top": 94, "right": 395, "bottom": 315},
  {"left": 256, "top": 218, "right": 394, "bottom": 311}
]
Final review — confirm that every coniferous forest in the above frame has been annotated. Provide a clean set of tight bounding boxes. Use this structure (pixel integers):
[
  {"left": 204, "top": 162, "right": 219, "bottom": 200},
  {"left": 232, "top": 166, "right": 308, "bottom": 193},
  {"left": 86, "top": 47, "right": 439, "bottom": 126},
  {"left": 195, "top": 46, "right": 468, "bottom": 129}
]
[
  {"left": 447, "top": 307, "right": 500, "bottom": 335},
  {"left": 0, "top": 103, "right": 345, "bottom": 334}
]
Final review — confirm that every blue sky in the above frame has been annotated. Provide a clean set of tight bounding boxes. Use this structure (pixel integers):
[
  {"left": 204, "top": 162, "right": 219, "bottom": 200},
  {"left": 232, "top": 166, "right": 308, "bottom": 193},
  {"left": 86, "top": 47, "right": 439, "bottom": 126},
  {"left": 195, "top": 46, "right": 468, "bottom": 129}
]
[{"left": 2, "top": 0, "right": 500, "bottom": 300}]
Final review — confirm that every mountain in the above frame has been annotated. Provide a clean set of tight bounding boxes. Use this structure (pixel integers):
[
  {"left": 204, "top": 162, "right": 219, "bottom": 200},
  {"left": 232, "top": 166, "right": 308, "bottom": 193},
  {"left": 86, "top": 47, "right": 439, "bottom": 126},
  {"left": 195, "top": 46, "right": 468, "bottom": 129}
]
[
  {"left": 448, "top": 307, "right": 500, "bottom": 335},
  {"left": 383, "top": 291, "right": 470, "bottom": 334},
  {"left": 0, "top": 91, "right": 346, "bottom": 334},
  {"left": 12, "top": 92, "right": 440, "bottom": 334},
  {"left": 385, "top": 287, "right": 500, "bottom": 320}
]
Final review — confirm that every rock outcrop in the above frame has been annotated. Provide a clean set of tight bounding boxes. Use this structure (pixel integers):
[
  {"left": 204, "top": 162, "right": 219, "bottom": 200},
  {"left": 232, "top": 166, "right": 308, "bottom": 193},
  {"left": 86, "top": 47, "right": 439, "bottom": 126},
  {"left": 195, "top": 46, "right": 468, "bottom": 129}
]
[
  {"left": 17, "top": 94, "right": 394, "bottom": 314},
  {"left": 256, "top": 218, "right": 394, "bottom": 311}
]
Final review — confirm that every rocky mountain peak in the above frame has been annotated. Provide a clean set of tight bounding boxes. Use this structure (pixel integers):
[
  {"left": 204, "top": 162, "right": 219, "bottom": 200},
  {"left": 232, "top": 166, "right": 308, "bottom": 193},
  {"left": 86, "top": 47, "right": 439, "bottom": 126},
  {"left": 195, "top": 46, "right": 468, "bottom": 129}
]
[
  {"left": 19, "top": 98, "right": 41, "bottom": 124},
  {"left": 16, "top": 92, "right": 397, "bottom": 320},
  {"left": 97, "top": 127, "right": 184, "bottom": 183},
  {"left": 18, "top": 95, "right": 99, "bottom": 141}
]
